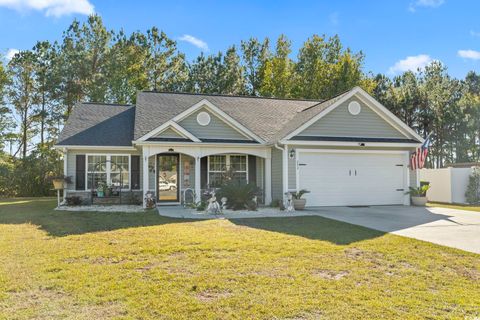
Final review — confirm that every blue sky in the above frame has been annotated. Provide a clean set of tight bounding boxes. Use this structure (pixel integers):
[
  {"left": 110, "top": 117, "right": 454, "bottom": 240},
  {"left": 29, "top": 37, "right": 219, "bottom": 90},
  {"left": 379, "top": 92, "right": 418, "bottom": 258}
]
[{"left": 1, "top": 0, "right": 479, "bottom": 78}]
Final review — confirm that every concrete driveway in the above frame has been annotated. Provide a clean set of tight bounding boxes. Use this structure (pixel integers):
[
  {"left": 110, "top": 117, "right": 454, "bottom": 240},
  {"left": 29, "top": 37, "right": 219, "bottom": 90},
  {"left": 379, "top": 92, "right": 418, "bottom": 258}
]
[{"left": 311, "top": 205, "right": 480, "bottom": 254}]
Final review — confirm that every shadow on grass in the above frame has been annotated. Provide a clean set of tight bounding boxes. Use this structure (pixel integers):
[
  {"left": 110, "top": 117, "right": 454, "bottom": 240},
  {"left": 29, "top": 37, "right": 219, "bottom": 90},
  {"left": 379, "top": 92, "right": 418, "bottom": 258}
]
[
  {"left": 0, "top": 198, "right": 194, "bottom": 237},
  {"left": 230, "top": 216, "right": 386, "bottom": 245}
]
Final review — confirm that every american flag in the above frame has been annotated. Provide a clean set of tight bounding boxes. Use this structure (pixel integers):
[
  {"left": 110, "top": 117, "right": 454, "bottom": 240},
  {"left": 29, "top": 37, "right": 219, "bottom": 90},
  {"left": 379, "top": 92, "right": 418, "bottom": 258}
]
[{"left": 410, "top": 134, "right": 431, "bottom": 170}]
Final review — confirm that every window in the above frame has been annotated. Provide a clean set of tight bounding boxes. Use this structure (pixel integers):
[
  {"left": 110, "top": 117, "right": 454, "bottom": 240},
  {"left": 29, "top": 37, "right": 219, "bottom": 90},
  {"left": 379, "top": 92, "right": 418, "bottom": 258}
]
[
  {"left": 87, "top": 155, "right": 107, "bottom": 189},
  {"left": 230, "top": 155, "right": 247, "bottom": 182},
  {"left": 208, "top": 154, "right": 248, "bottom": 187},
  {"left": 86, "top": 154, "right": 130, "bottom": 190},
  {"left": 208, "top": 155, "right": 226, "bottom": 187},
  {"left": 111, "top": 155, "right": 129, "bottom": 189}
]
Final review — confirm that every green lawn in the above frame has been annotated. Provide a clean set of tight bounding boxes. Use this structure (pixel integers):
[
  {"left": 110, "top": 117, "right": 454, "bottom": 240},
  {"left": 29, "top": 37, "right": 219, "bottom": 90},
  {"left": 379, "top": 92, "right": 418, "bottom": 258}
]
[
  {"left": 0, "top": 199, "right": 479, "bottom": 319},
  {"left": 428, "top": 202, "right": 480, "bottom": 213}
]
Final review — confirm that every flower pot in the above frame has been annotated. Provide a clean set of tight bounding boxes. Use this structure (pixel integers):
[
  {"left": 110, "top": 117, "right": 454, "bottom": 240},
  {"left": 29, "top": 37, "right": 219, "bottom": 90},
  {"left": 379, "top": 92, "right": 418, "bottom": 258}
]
[
  {"left": 293, "top": 198, "right": 307, "bottom": 210},
  {"left": 97, "top": 191, "right": 104, "bottom": 198},
  {"left": 411, "top": 196, "right": 427, "bottom": 206},
  {"left": 52, "top": 179, "right": 64, "bottom": 190}
]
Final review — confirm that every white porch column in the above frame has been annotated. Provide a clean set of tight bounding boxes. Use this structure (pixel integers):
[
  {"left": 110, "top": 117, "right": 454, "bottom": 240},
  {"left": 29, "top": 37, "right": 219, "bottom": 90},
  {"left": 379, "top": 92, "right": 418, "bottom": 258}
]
[
  {"left": 282, "top": 144, "right": 289, "bottom": 203},
  {"left": 195, "top": 156, "right": 201, "bottom": 202},
  {"left": 63, "top": 148, "right": 68, "bottom": 201},
  {"left": 142, "top": 146, "right": 150, "bottom": 208},
  {"left": 264, "top": 155, "right": 272, "bottom": 205}
]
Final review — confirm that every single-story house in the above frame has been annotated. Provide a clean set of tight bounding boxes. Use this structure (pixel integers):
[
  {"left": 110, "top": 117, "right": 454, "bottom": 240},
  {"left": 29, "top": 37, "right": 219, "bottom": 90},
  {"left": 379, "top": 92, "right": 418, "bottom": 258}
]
[{"left": 54, "top": 86, "right": 423, "bottom": 208}]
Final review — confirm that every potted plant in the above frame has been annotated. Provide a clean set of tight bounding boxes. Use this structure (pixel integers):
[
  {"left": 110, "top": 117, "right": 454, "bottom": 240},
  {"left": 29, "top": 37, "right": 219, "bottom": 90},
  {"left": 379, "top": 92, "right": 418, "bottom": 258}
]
[
  {"left": 97, "top": 182, "right": 106, "bottom": 197},
  {"left": 291, "top": 189, "right": 310, "bottom": 210},
  {"left": 406, "top": 184, "right": 430, "bottom": 206}
]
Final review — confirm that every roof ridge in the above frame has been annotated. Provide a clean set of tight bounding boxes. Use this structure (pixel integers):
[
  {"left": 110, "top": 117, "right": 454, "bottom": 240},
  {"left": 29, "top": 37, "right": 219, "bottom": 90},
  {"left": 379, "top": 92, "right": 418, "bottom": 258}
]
[
  {"left": 82, "top": 102, "right": 134, "bottom": 107},
  {"left": 140, "top": 90, "right": 322, "bottom": 103}
]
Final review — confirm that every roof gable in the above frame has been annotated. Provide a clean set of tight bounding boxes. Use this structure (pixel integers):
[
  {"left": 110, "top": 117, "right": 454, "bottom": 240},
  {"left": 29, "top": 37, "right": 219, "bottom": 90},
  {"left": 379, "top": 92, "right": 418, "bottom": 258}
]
[
  {"left": 133, "top": 92, "right": 319, "bottom": 142},
  {"left": 283, "top": 87, "right": 423, "bottom": 142},
  {"left": 177, "top": 106, "right": 252, "bottom": 141},
  {"left": 296, "top": 96, "right": 406, "bottom": 139}
]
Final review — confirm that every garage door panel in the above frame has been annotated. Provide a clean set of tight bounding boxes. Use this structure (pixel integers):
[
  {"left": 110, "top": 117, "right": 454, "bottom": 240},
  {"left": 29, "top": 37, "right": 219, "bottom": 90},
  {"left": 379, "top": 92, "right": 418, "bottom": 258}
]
[{"left": 298, "top": 151, "right": 406, "bottom": 206}]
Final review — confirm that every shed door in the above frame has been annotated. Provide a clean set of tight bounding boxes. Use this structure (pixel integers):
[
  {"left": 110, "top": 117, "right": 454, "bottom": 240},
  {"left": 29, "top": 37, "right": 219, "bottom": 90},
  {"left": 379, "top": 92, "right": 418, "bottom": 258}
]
[{"left": 298, "top": 151, "right": 406, "bottom": 206}]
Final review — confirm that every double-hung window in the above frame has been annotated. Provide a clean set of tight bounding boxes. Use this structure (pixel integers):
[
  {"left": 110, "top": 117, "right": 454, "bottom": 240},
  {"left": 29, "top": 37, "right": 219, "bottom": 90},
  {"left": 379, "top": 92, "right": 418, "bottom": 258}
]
[
  {"left": 86, "top": 154, "right": 130, "bottom": 190},
  {"left": 208, "top": 154, "right": 248, "bottom": 187}
]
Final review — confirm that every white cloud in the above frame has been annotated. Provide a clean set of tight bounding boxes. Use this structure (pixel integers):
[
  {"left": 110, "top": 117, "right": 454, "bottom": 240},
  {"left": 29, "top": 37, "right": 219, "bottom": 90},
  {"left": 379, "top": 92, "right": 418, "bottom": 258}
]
[
  {"left": 0, "top": 0, "right": 94, "bottom": 17},
  {"left": 388, "top": 54, "right": 433, "bottom": 74},
  {"left": 329, "top": 12, "right": 339, "bottom": 26},
  {"left": 470, "top": 30, "right": 480, "bottom": 37},
  {"left": 5, "top": 48, "right": 19, "bottom": 61},
  {"left": 409, "top": 0, "right": 445, "bottom": 12},
  {"left": 178, "top": 34, "right": 209, "bottom": 51},
  {"left": 458, "top": 49, "right": 480, "bottom": 60}
]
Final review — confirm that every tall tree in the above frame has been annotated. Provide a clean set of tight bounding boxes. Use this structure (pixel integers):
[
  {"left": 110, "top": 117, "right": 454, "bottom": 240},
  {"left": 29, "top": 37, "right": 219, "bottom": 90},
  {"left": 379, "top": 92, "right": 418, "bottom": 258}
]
[
  {"left": 0, "top": 62, "right": 15, "bottom": 151},
  {"left": 7, "top": 51, "right": 38, "bottom": 158},
  {"left": 220, "top": 45, "right": 245, "bottom": 94},
  {"left": 293, "top": 34, "right": 366, "bottom": 99},
  {"left": 241, "top": 37, "right": 270, "bottom": 96},
  {"left": 58, "top": 15, "right": 111, "bottom": 116},
  {"left": 260, "top": 34, "right": 294, "bottom": 98},
  {"left": 143, "top": 27, "right": 188, "bottom": 92}
]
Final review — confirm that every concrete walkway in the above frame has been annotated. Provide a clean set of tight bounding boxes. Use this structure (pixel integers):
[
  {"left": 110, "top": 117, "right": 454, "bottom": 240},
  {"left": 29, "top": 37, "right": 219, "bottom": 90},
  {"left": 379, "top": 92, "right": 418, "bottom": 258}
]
[{"left": 311, "top": 205, "right": 480, "bottom": 254}]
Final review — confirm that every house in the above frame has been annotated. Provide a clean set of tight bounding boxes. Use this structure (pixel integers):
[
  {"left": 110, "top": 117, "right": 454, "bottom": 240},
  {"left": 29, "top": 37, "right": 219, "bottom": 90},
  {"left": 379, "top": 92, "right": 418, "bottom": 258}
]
[{"left": 54, "top": 86, "right": 423, "bottom": 208}]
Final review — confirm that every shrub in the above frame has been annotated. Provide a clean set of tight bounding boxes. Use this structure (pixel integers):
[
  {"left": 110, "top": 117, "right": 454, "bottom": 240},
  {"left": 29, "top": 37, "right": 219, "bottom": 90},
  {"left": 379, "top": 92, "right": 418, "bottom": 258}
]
[
  {"left": 465, "top": 167, "right": 480, "bottom": 204},
  {"left": 65, "top": 196, "right": 82, "bottom": 206},
  {"left": 217, "top": 181, "right": 261, "bottom": 211},
  {"left": 405, "top": 185, "right": 430, "bottom": 197}
]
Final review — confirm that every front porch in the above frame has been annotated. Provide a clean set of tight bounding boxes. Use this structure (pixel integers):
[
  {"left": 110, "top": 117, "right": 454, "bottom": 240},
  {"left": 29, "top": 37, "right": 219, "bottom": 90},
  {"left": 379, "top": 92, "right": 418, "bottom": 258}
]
[{"left": 140, "top": 144, "right": 272, "bottom": 208}]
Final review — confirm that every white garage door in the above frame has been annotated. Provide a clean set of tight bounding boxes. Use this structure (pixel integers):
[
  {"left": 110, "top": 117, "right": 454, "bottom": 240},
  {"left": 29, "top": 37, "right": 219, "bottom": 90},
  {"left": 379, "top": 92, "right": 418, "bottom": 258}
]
[{"left": 298, "top": 151, "right": 407, "bottom": 206}]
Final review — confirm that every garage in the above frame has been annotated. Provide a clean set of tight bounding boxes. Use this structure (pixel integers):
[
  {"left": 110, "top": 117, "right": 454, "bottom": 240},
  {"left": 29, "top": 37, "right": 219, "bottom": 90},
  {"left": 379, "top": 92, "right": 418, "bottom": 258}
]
[{"left": 297, "top": 150, "right": 408, "bottom": 206}]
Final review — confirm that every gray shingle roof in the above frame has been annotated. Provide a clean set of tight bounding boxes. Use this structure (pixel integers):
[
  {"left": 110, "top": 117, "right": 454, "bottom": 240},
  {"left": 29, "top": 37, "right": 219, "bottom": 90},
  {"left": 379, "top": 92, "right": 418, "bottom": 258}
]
[
  {"left": 134, "top": 92, "right": 321, "bottom": 142},
  {"left": 56, "top": 103, "right": 135, "bottom": 146}
]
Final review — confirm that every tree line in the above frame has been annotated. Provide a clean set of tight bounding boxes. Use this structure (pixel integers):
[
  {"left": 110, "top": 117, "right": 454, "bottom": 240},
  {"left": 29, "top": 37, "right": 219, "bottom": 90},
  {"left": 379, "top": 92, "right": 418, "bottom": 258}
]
[{"left": 0, "top": 14, "right": 479, "bottom": 196}]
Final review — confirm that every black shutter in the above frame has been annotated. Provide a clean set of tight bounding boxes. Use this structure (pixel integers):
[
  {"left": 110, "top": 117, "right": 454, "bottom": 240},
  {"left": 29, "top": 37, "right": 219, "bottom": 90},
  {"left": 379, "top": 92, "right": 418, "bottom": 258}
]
[
  {"left": 75, "top": 154, "right": 86, "bottom": 190},
  {"left": 201, "top": 157, "right": 208, "bottom": 188},
  {"left": 248, "top": 155, "right": 256, "bottom": 185},
  {"left": 131, "top": 155, "right": 140, "bottom": 190}
]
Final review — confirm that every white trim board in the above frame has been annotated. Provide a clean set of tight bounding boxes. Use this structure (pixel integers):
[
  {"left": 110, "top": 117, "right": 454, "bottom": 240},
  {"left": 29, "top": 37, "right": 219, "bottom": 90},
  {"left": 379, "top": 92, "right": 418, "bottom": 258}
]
[
  {"left": 282, "top": 87, "right": 424, "bottom": 142},
  {"left": 280, "top": 140, "right": 421, "bottom": 148}
]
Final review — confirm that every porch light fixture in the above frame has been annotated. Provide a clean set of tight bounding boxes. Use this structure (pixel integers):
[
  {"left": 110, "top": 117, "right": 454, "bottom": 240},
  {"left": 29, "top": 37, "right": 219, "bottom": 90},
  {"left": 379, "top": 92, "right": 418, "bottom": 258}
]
[
  {"left": 168, "top": 148, "right": 174, "bottom": 152},
  {"left": 289, "top": 149, "right": 295, "bottom": 159}
]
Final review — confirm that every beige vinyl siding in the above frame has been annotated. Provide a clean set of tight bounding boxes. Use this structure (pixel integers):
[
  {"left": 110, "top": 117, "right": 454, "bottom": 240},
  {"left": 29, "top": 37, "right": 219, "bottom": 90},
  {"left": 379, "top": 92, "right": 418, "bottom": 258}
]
[
  {"left": 271, "top": 147, "right": 283, "bottom": 202},
  {"left": 154, "top": 127, "right": 184, "bottom": 139},
  {"left": 296, "top": 97, "right": 406, "bottom": 139},
  {"left": 178, "top": 107, "right": 250, "bottom": 140},
  {"left": 65, "top": 149, "right": 142, "bottom": 191}
]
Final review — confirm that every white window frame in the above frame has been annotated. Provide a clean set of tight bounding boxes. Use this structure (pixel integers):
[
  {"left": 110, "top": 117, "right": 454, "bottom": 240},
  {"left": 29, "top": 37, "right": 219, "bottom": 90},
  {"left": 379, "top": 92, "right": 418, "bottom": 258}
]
[
  {"left": 85, "top": 153, "right": 132, "bottom": 191},
  {"left": 207, "top": 154, "right": 249, "bottom": 187}
]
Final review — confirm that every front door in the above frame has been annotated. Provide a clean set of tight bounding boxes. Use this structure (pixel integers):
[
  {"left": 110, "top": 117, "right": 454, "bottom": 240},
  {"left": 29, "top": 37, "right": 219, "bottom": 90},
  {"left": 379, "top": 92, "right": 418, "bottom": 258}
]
[{"left": 157, "top": 154, "right": 179, "bottom": 202}]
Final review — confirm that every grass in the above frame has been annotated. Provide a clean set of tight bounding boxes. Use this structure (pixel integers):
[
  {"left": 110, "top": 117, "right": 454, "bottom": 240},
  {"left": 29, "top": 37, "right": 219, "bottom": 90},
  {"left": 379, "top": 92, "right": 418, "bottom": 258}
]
[
  {"left": 428, "top": 202, "right": 480, "bottom": 213},
  {"left": 0, "top": 198, "right": 478, "bottom": 319}
]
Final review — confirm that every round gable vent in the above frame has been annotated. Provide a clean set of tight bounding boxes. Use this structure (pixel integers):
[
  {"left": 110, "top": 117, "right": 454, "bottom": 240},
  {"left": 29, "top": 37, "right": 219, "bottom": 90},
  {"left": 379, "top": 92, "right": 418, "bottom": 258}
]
[
  {"left": 348, "top": 100, "right": 361, "bottom": 115},
  {"left": 197, "top": 111, "right": 211, "bottom": 126}
]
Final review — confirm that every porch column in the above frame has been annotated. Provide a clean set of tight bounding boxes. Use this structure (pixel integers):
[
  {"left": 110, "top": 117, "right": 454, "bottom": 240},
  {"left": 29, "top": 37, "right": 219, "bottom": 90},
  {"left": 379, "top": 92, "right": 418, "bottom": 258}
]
[
  {"left": 142, "top": 147, "right": 150, "bottom": 208},
  {"left": 63, "top": 148, "right": 67, "bottom": 201},
  {"left": 264, "top": 156, "right": 272, "bottom": 205},
  {"left": 195, "top": 156, "right": 201, "bottom": 202}
]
